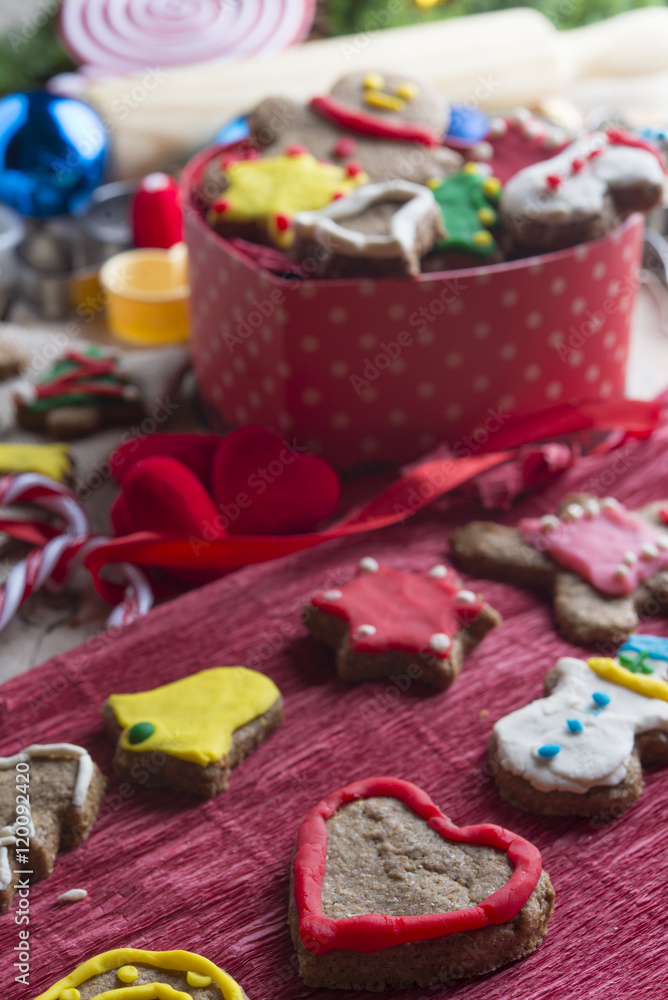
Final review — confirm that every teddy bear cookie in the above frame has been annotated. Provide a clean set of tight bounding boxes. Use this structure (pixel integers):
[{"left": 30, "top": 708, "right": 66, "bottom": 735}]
[
  {"left": 289, "top": 776, "right": 554, "bottom": 990},
  {"left": 422, "top": 164, "right": 504, "bottom": 270},
  {"left": 304, "top": 558, "right": 501, "bottom": 689},
  {"left": 14, "top": 346, "right": 145, "bottom": 439},
  {"left": 500, "top": 129, "right": 666, "bottom": 251},
  {"left": 0, "top": 742, "right": 106, "bottom": 913},
  {"left": 33, "top": 947, "right": 250, "bottom": 1000},
  {"left": 246, "top": 70, "right": 463, "bottom": 187},
  {"left": 490, "top": 640, "right": 668, "bottom": 817},
  {"left": 450, "top": 494, "right": 668, "bottom": 645},
  {"left": 292, "top": 180, "right": 445, "bottom": 278},
  {"left": 102, "top": 667, "right": 283, "bottom": 798}
]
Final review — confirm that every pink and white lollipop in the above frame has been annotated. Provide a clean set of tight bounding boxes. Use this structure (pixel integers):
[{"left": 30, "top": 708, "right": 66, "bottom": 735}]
[{"left": 59, "top": 0, "right": 315, "bottom": 75}]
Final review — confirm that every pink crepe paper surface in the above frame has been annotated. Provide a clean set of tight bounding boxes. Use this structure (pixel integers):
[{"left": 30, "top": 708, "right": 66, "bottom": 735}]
[{"left": 3, "top": 426, "right": 668, "bottom": 1000}]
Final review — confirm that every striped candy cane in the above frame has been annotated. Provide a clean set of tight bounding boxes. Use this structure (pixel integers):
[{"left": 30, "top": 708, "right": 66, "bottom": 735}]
[{"left": 0, "top": 474, "right": 153, "bottom": 632}]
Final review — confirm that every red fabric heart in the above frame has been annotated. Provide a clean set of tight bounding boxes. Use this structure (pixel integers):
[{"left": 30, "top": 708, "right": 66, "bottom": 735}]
[
  {"left": 210, "top": 425, "right": 341, "bottom": 535},
  {"left": 111, "top": 456, "right": 225, "bottom": 539},
  {"left": 111, "top": 434, "right": 221, "bottom": 490},
  {"left": 293, "top": 776, "right": 543, "bottom": 956}
]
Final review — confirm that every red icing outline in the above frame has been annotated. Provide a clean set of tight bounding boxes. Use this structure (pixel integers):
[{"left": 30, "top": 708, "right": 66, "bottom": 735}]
[
  {"left": 293, "top": 777, "right": 543, "bottom": 956},
  {"left": 310, "top": 95, "right": 440, "bottom": 147}
]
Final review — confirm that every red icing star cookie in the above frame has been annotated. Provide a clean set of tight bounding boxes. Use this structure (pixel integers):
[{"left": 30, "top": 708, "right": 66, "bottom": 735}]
[{"left": 305, "top": 558, "right": 501, "bottom": 689}]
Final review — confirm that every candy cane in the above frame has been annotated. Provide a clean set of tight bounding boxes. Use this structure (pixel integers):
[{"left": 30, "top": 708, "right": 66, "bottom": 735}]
[{"left": 0, "top": 474, "right": 153, "bottom": 632}]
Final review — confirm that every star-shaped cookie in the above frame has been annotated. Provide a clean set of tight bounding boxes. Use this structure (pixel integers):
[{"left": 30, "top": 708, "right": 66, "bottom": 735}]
[
  {"left": 490, "top": 643, "right": 668, "bottom": 817},
  {"left": 304, "top": 558, "right": 501, "bottom": 689},
  {"left": 450, "top": 493, "right": 668, "bottom": 646}
]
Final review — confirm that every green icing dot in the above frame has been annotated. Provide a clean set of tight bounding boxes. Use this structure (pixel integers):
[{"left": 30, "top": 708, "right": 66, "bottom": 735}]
[
  {"left": 127, "top": 721, "right": 155, "bottom": 745},
  {"left": 430, "top": 168, "right": 502, "bottom": 259}
]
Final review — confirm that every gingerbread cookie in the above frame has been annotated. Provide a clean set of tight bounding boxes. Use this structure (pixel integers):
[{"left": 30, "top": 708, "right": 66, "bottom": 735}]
[
  {"left": 0, "top": 339, "right": 28, "bottom": 381},
  {"left": 422, "top": 164, "right": 504, "bottom": 271},
  {"left": 0, "top": 442, "right": 72, "bottom": 481},
  {"left": 450, "top": 494, "right": 668, "bottom": 646},
  {"left": 247, "top": 70, "right": 462, "bottom": 187},
  {"left": 0, "top": 742, "right": 105, "bottom": 913},
  {"left": 34, "top": 948, "right": 249, "bottom": 1000},
  {"left": 304, "top": 558, "right": 501, "bottom": 690},
  {"left": 292, "top": 180, "right": 444, "bottom": 278},
  {"left": 289, "top": 776, "right": 554, "bottom": 990},
  {"left": 103, "top": 667, "right": 283, "bottom": 798},
  {"left": 501, "top": 130, "right": 665, "bottom": 251},
  {"left": 490, "top": 645, "right": 668, "bottom": 817},
  {"left": 14, "top": 347, "right": 145, "bottom": 439},
  {"left": 206, "top": 149, "right": 369, "bottom": 249}
]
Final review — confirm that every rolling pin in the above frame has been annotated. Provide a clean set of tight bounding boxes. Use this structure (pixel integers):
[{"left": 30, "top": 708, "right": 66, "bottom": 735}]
[{"left": 79, "top": 7, "right": 668, "bottom": 179}]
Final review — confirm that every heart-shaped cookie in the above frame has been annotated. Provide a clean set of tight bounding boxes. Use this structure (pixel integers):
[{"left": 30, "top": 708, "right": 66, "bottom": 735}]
[
  {"left": 111, "top": 433, "right": 221, "bottom": 489},
  {"left": 290, "top": 777, "right": 554, "bottom": 990},
  {"left": 211, "top": 425, "right": 341, "bottom": 535}
]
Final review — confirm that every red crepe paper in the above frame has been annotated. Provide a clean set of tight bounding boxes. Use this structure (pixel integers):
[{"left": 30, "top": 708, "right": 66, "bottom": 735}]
[{"left": 6, "top": 423, "right": 668, "bottom": 1000}]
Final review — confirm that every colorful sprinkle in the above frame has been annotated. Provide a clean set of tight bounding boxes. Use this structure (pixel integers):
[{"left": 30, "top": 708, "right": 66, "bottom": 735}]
[
  {"left": 537, "top": 744, "right": 561, "bottom": 758},
  {"left": 354, "top": 624, "right": 377, "bottom": 638},
  {"left": 583, "top": 499, "right": 600, "bottom": 517},
  {"left": 286, "top": 144, "right": 308, "bottom": 157},
  {"left": 429, "top": 632, "right": 452, "bottom": 654},
  {"left": 345, "top": 161, "right": 365, "bottom": 178},
  {"left": 477, "top": 206, "right": 497, "bottom": 227},
  {"left": 622, "top": 550, "right": 638, "bottom": 567},
  {"left": 641, "top": 543, "right": 659, "bottom": 560},
  {"left": 540, "top": 514, "right": 560, "bottom": 531},
  {"left": 562, "top": 503, "right": 584, "bottom": 521},
  {"left": 592, "top": 692, "right": 610, "bottom": 707},
  {"left": 359, "top": 557, "right": 379, "bottom": 573},
  {"left": 275, "top": 213, "right": 291, "bottom": 232},
  {"left": 614, "top": 565, "right": 630, "bottom": 581},
  {"left": 472, "top": 230, "right": 494, "bottom": 248},
  {"left": 117, "top": 967, "right": 139, "bottom": 983},
  {"left": 363, "top": 72, "right": 385, "bottom": 90},
  {"left": 428, "top": 564, "right": 448, "bottom": 578},
  {"left": 395, "top": 81, "right": 419, "bottom": 100},
  {"left": 546, "top": 174, "right": 562, "bottom": 190},
  {"left": 333, "top": 137, "right": 356, "bottom": 158},
  {"left": 455, "top": 590, "right": 477, "bottom": 604},
  {"left": 571, "top": 156, "right": 585, "bottom": 173},
  {"left": 127, "top": 721, "right": 155, "bottom": 745},
  {"left": 566, "top": 719, "right": 583, "bottom": 733}
]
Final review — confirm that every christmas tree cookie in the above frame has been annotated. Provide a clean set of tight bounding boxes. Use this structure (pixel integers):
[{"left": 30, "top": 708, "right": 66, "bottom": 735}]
[
  {"left": 14, "top": 346, "right": 145, "bottom": 439},
  {"left": 305, "top": 558, "right": 501, "bottom": 689},
  {"left": 423, "top": 164, "right": 504, "bottom": 270},
  {"left": 490, "top": 642, "right": 668, "bottom": 817},
  {"left": 0, "top": 742, "right": 106, "bottom": 913},
  {"left": 102, "top": 667, "right": 283, "bottom": 798},
  {"left": 33, "top": 948, "right": 250, "bottom": 1000}
]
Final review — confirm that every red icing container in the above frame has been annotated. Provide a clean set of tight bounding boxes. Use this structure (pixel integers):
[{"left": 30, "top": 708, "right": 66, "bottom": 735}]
[{"left": 183, "top": 144, "right": 644, "bottom": 469}]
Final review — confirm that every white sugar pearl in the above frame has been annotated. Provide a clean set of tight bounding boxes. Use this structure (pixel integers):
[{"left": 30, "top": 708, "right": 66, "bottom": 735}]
[
  {"left": 540, "top": 515, "right": 560, "bottom": 531},
  {"left": 622, "top": 551, "right": 638, "bottom": 567},
  {"left": 562, "top": 504, "right": 584, "bottom": 522},
  {"left": 657, "top": 535, "right": 668, "bottom": 551},
  {"left": 354, "top": 624, "right": 377, "bottom": 638},
  {"left": 601, "top": 497, "right": 620, "bottom": 509},
  {"left": 614, "top": 565, "right": 630, "bottom": 580},
  {"left": 641, "top": 543, "right": 659, "bottom": 560},
  {"left": 455, "top": 590, "right": 477, "bottom": 604},
  {"left": 428, "top": 565, "right": 448, "bottom": 578},
  {"left": 522, "top": 120, "right": 545, "bottom": 141},
  {"left": 359, "top": 557, "right": 379, "bottom": 573},
  {"left": 470, "top": 140, "right": 493, "bottom": 161},
  {"left": 583, "top": 499, "right": 600, "bottom": 518},
  {"left": 488, "top": 117, "right": 507, "bottom": 138},
  {"left": 58, "top": 889, "right": 87, "bottom": 903},
  {"left": 429, "top": 633, "right": 452, "bottom": 654},
  {"left": 322, "top": 590, "right": 343, "bottom": 601},
  {"left": 510, "top": 106, "right": 532, "bottom": 125}
]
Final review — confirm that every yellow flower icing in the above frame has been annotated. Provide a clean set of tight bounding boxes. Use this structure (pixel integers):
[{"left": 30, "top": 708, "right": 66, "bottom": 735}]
[
  {"left": 33, "top": 948, "right": 245, "bottom": 1000},
  {"left": 108, "top": 666, "right": 281, "bottom": 766},
  {"left": 208, "top": 151, "right": 368, "bottom": 248},
  {"left": 0, "top": 443, "right": 71, "bottom": 481},
  {"left": 588, "top": 657, "right": 668, "bottom": 702}
]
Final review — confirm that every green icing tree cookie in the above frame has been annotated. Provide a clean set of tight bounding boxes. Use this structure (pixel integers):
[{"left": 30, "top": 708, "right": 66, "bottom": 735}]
[{"left": 428, "top": 164, "right": 502, "bottom": 260}]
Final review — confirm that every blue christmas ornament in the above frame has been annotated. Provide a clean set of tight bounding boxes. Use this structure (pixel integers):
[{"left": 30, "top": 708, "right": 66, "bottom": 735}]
[
  {"left": 0, "top": 91, "right": 109, "bottom": 217},
  {"left": 444, "top": 104, "right": 490, "bottom": 148}
]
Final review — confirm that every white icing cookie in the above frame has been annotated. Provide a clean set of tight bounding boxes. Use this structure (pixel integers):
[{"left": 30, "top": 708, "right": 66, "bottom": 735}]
[{"left": 493, "top": 656, "right": 668, "bottom": 794}]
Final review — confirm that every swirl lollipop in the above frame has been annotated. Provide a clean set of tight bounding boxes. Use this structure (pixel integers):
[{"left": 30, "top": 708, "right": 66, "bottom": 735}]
[{"left": 59, "top": 0, "right": 316, "bottom": 75}]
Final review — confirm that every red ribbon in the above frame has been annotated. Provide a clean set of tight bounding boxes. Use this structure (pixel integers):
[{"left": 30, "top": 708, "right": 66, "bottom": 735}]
[{"left": 78, "top": 397, "right": 661, "bottom": 602}]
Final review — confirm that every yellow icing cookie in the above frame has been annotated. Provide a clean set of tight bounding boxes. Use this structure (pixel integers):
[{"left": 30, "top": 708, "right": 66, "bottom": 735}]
[
  {"left": 0, "top": 443, "right": 71, "bottom": 481},
  {"left": 588, "top": 657, "right": 668, "bottom": 702},
  {"left": 33, "top": 948, "right": 245, "bottom": 1000},
  {"left": 108, "top": 666, "right": 281, "bottom": 766},
  {"left": 207, "top": 151, "right": 368, "bottom": 248}
]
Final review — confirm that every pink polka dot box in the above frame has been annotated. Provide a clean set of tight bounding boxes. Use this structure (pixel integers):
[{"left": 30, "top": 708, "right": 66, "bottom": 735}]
[{"left": 183, "top": 145, "right": 643, "bottom": 468}]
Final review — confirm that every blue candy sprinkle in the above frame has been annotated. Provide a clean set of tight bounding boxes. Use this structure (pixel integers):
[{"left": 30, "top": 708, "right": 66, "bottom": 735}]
[
  {"left": 592, "top": 692, "right": 611, "bottom": 707},
  {"left": 567, "top": 719, "right": 583, "bottom": 733},
  {"left": 537, "top": 744, "right": 561, "bottom": 758}
]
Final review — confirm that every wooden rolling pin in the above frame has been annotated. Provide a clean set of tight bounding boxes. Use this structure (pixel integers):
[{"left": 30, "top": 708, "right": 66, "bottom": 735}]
[{"left": 82, "top": 6, "right": 668, "bottom": 179}]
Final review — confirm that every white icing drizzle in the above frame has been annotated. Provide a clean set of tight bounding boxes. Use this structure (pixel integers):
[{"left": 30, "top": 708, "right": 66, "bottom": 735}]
[
  {"left": 0, "top": 743, "right": 94, "bottom": 808},
  {"left": 493, "top": 656, "right": 668, "bottom": 793},
  {"left": 293, "top": 180, "right": 440, "bottom": 264}
]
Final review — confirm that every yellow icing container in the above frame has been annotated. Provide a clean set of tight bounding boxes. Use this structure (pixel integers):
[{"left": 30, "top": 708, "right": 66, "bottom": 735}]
[{"left": 99, "top": 242, "right": 190, "bottom": 345}]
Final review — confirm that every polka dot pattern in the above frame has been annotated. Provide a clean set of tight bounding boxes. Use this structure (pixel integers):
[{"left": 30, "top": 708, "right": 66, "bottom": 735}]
[{"left": 187, "top": 178, "right": 643, "bottom": 468}]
